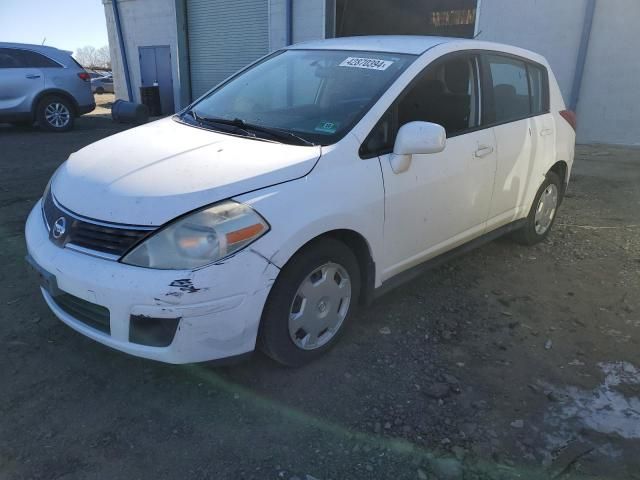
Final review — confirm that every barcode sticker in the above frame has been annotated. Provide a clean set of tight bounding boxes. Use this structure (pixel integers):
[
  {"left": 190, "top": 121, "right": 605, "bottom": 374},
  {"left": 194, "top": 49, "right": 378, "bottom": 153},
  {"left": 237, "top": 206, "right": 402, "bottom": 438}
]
[{"left": 339, "top": 57, "right": 394, "bottom": 71}]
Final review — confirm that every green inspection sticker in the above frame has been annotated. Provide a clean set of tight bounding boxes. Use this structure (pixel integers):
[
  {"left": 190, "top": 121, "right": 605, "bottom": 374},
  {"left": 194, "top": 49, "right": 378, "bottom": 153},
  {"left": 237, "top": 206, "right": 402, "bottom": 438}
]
[{"left": 315, "top": 121, "right": 338, "bottom": 134}]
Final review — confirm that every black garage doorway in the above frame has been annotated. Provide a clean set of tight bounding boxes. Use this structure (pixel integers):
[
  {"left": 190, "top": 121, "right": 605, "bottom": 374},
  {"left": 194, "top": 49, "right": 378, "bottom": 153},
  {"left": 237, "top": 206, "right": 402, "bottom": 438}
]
[{"left": 335, "top": 0, "right": 477, "bottom": 39}]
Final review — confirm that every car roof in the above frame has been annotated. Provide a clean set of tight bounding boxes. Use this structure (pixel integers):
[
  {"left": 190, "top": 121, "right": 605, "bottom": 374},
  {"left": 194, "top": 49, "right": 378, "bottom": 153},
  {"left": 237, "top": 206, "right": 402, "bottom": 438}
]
[
  {"left": 286, "top": 35, "right": 547, "bottom": 62},
  {"left": 0, "top": 42, "right": 76, "bottom": 66},
  {"left": 287, "top": 35, "right": 471, "bottom": 55}
]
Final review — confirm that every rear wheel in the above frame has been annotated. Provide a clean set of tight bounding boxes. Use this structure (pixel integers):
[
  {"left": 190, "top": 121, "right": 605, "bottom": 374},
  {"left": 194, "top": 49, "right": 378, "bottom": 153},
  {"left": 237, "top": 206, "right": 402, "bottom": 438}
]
[
  {"left": 95, "top": 87, "right": 105, "bottom": 94},
  {"left": 259, "top": 238, "right": 360, "bottom": 367},
  {"left": 512, "top": 171, "right": 562, "bottom": 245},
  {"left": 37, "top": 95, "right": 74, "bottom": 132}
]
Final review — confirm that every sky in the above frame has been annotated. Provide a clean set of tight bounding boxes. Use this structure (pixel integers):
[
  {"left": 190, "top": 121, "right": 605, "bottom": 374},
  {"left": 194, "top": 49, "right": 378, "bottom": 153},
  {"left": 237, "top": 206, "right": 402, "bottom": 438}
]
[{"left": 0, "top": 0, "right": 109, "bottom": 54}]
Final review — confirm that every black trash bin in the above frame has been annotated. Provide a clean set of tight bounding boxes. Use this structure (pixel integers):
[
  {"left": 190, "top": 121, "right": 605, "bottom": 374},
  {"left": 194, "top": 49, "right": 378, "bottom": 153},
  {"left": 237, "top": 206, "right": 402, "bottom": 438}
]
[
  {"left": 139, "top": 86, "right": 162, "bottom": 116},
  {"left": 112, "top": 100, "right": 149, "bottom": 124}
]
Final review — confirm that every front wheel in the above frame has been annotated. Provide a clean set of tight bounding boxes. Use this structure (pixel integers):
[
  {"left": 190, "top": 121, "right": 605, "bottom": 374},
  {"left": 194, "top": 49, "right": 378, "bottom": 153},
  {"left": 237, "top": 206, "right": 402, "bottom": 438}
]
[
  {"left": 512, "top": 171, "right": 562, "bottom": 245},
  {"left": 259, "top": 238, "right": 360, "bottom": 367},
  {"left": 37, "top": 95, "right": 74, "bottom": 132}
]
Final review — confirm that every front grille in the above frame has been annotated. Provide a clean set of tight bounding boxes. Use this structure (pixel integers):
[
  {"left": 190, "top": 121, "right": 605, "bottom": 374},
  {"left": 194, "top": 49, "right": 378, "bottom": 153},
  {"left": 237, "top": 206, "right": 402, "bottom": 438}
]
[
  {"left": 53, "top": 293, "right": 111, "bottom": 334},
  {"left": 42, "top": 190, "right": 153, "bottom": 257}
]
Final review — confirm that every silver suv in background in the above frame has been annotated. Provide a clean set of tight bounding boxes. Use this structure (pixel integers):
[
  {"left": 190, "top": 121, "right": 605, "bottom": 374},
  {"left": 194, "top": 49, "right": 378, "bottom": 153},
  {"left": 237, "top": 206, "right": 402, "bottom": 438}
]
[{"left": 0, "top": 43, "right": 95, "bottom": 132}]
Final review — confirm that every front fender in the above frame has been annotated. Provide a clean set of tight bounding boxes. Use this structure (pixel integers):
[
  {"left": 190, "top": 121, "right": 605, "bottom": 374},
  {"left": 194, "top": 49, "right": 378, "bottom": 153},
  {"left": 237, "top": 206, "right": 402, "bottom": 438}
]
[{"left": 234, "top": 138, "right": 385, "bottom": 286}]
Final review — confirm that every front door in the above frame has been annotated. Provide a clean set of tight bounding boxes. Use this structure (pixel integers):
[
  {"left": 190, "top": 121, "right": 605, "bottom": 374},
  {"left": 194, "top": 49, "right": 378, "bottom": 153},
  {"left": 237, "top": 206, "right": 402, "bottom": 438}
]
[
  {"left": 367, "top": 54, "right": 497, "bottom": 281},
  {"left": 139, "top": 46, "right": 175, "bottom": 114}
]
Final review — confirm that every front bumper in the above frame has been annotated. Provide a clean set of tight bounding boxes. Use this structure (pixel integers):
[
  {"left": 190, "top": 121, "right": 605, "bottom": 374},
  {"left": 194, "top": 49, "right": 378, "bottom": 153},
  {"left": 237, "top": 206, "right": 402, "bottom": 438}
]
[{"left": 25, "top": 201, "right": 279, "bottom": 363}]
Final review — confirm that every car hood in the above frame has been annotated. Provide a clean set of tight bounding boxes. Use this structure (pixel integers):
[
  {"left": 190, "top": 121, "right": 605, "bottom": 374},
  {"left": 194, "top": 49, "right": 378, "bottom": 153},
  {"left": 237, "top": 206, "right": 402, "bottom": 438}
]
[{"left": 52, "top": 118, "right": 321, "bottom": 226}]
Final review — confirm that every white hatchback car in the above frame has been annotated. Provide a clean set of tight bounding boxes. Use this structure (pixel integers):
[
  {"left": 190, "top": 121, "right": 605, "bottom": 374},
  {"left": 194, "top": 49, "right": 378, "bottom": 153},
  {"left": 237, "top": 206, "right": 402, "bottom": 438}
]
[{"left": 26, "top": 36, "right": 575, "bottom": 366}]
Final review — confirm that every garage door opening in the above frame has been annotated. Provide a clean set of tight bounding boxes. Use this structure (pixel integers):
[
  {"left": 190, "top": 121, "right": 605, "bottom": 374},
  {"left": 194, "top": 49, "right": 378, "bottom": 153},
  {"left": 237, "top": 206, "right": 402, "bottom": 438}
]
[{"left": 335, "top": 0, "right": 477, "bottom": 38}]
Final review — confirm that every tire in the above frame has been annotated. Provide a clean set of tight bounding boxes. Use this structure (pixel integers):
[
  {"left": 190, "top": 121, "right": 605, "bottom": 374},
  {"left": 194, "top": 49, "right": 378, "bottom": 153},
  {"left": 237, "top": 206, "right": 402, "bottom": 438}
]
[
  {"left": 259, "top": 238, "right": 361, "bottom": 367},
  {"left": 512, "top": 171, "right": 562, "bottom": 245},
  {"left": 36, "top": 95, "right": 74, "bottom": 132},
  {"left": 95, "top": 87, "right": 105, "bottom": 94}
]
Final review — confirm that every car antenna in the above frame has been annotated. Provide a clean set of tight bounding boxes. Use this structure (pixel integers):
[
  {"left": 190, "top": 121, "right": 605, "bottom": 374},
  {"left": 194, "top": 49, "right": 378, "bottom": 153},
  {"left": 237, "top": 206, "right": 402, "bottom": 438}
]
[{"left": 41, "top": 37, "right": 46, "bottom": 45}]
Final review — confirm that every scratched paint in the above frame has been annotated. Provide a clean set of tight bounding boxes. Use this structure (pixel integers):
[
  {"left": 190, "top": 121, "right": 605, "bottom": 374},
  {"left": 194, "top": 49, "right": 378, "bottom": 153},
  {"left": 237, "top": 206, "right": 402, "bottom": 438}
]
[{"left": 169, "top": 278, "right": 202, "bottom": 293}]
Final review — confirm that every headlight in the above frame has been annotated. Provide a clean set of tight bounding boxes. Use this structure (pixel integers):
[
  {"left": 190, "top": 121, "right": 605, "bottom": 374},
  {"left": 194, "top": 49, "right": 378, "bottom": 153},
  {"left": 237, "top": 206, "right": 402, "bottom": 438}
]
[{"left": 121, "top": 201, "right": 269, "bottom": 269}]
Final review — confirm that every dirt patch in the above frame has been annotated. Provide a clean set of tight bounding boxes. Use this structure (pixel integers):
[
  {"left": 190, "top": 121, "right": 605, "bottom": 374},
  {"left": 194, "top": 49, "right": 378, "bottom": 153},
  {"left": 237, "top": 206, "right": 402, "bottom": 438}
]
[
  {"left": 0, "top": 123, "right": 638, "bottom": 480},
  {"left": 90, "top": 93, "right": 115, "bottom": 118}
]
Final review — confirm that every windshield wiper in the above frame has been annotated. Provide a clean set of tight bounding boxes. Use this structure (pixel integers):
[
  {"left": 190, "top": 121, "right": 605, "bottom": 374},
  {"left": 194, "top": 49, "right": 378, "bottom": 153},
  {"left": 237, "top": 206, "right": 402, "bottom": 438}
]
[
  {"left": 189, "top": 111, "right": 252, "bottom": 136},
  {"left": 188, "top": 111, "right": 315, "bottom": 147},
  {"left": 235, "top": 119, "right": 316, "bottom": 147}
]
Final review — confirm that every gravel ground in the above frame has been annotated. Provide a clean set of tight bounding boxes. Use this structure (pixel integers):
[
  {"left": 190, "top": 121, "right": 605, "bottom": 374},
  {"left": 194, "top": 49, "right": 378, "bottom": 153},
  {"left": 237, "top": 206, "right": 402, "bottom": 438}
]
[{"left": 0, "top": 118, "right": 639, "bottom": 480}]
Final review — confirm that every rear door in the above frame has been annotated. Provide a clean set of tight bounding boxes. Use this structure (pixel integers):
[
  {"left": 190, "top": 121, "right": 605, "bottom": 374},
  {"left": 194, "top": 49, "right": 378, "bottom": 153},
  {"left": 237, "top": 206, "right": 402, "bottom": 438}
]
[
  {"left": 0, "top": 48, "right": 45, "bottom": 115},
  {"left": 482, "top": 53, "right": 546, "bottom": 227},
  {"left": 526, "top": 63, "right": 555, "bottom": 183}
]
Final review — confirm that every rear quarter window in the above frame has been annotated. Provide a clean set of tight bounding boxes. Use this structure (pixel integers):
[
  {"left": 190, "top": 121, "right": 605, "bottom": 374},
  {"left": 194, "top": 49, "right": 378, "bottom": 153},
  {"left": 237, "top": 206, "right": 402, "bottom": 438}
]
[{"left": 527, "top": 63, "right": 550, "bottom": 115}]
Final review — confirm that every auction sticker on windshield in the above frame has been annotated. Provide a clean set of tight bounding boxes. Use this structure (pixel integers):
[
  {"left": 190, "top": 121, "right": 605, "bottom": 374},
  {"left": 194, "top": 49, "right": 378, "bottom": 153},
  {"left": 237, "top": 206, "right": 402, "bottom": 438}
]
[
  {"left": 339, "top": 57, "right": 394, "bottom": 71},
  {"left": 315, "top": 121, "right": 338, "bottom": 134}
]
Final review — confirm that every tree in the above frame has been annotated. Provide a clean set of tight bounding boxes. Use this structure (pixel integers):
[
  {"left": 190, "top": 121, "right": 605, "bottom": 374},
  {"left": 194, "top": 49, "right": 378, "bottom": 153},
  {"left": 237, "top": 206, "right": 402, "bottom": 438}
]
[
  {"left": 95, "top": 46, "right": 111, "bottom": 69},
  {"left": 74, "top": 45, "right": 111, "bottom": 69},
  {"left": 74, "top": 46, "right": 97, "bottom": 68}
]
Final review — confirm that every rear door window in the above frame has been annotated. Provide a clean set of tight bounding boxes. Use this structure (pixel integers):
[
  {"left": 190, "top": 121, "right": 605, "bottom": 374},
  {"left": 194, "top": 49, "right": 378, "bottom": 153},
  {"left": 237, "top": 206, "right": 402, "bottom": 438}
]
[
  {"left": 485, "top": 55, "right": 530, "bottom": 123},
  {"left": 0, "top": 48, "right": 22, "bottom": 68}
]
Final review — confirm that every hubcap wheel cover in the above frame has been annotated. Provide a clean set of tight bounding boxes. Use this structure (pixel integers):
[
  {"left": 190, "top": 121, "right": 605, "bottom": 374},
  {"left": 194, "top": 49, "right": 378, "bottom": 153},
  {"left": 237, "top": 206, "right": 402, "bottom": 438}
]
[
  {"left": 44, "top": 102, "right": 70, "bottom": 128},
  {"left": 534, "top": 183, "right": 559, "bottom": 235},
  {"left": 288, "top": 262, "right": 352, "bottom": 350}
]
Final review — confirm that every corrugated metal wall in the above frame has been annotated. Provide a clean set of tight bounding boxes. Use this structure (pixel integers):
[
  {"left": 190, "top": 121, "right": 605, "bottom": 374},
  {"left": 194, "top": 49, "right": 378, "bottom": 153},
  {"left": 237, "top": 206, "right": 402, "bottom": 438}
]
[{"left": 187, "top": 0, "right": 269, "bottom": 99}]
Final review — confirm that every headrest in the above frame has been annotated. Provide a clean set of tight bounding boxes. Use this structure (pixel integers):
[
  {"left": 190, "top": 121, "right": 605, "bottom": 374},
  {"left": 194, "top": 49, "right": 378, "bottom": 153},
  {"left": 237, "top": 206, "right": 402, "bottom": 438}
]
[
  {"left": 494, "top": 84, "right": 517, "bottom": 98},
  {"left": 444, "top": 60, "right": 469, "bottom": 94},
  {"left": 423, "top": 79, "right": 446, "bottom": 96}
]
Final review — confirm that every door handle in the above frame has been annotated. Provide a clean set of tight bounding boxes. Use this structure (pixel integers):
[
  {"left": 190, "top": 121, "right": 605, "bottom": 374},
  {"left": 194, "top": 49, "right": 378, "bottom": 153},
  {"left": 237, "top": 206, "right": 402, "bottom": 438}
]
[
  {"left": 25, "top": 74, "right": 41, "bottom": 79},
  {"left": 475, "top": 145, "right": 494, "bottom": 158},
  {"left": 540, "top": 128, "right": 554, "bottom": 136}
]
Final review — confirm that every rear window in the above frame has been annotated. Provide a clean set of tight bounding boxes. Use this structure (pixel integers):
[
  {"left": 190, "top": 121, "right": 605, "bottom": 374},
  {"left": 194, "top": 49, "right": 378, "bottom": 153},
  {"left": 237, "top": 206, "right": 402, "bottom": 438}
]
[{"left": 70, "top": 57, "right": 86, "bottom": 70}]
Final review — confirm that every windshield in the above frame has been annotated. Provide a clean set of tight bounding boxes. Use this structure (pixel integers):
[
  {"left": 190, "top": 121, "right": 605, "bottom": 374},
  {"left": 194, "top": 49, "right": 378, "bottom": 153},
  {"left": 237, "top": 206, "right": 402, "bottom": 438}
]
[{"left": 186, "top": 49, "right": 416, "bottom": 145}]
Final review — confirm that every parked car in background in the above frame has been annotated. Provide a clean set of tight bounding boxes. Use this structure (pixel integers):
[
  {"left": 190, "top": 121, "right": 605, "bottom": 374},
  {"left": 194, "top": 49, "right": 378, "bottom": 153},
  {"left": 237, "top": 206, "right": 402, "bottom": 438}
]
[
  {"left": 26, "top": 36, "right": 576, "bottom": 366},
  {"left": 91, "top": 75, "right": 114, "bottom": 94},
  {"left": 0, "top": 42, "right": 95, "bottom": 131}
]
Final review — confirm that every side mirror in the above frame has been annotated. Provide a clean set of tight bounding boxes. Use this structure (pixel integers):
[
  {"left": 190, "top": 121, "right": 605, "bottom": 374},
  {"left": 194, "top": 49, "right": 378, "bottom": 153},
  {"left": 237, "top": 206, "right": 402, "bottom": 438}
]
[{"left": 390, "top": 121, "right": 447, "bottom": 173}]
